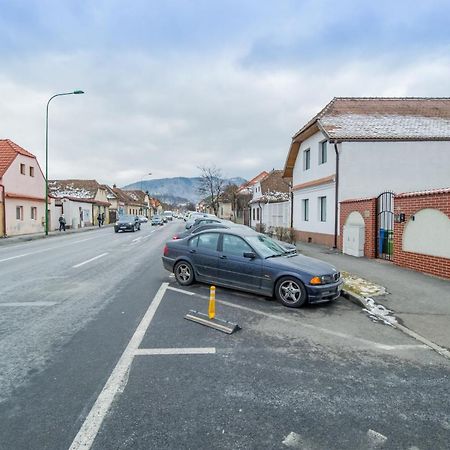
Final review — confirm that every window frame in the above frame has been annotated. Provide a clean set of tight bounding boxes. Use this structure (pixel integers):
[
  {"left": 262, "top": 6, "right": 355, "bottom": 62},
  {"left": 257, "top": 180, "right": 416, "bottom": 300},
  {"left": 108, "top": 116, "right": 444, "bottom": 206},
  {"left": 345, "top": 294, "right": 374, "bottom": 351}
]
[
  {"left": 29, "top": 166, "right": 35, "bottom": 177},
  {"left": 319, "top": 196, "right": 327, "bottom": 222},
  {"left": 302, "top": 199, "right": 309, "bottom": 221},
  {"left": 31, "top": 206, "right": 37, "bottom": 220},
  {"left": 303, "top": 148, "right": 311, "bottom": 171},
  {"left": 319, "top": 141, "right": 327, "bottom": 165},
  {"left": 20, "top": 163, "right": 26, "bottom": 175},
  {"left": 16, "top": 206, "right": 23, "bottom": 220}
]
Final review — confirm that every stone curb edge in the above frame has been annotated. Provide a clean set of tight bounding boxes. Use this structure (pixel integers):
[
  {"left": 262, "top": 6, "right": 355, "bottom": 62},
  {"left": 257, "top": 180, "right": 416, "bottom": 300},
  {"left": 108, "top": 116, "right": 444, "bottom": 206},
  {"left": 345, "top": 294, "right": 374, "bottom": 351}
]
[{"left": 342, "top": 289, "right": 450, "bottom": 361}]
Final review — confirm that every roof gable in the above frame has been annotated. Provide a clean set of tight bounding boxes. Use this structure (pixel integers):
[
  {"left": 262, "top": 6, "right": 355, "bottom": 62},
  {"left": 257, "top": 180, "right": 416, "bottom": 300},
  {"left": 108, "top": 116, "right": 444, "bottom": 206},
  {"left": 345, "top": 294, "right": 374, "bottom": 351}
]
[
  {"left": 284, "top": 97, "right": 450, "bottom": 177},
  {"left": 0, "top": 139, "right": 37, "bottom": 177}
]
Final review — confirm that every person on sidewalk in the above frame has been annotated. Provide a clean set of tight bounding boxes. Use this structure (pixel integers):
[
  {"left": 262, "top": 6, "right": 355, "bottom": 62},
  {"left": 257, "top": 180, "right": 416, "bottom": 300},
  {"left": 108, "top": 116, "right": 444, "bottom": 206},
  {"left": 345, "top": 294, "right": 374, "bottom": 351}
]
[
  {"left": 97, "top": 213, "right": 102, "bottom": 227},
  {"left": 101, "top": 212, "right": 105, "bottom": 226},
  {"left": 58, "top": 214, "right": 66, "bottom": 232}
]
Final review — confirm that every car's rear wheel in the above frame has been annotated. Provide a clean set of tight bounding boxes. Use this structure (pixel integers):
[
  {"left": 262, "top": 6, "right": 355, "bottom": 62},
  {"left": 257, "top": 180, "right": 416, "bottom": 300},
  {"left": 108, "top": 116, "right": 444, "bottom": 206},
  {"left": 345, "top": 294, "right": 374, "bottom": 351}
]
[
  {"left": 275, "top": 276, "right": 307, "bottom": 308},
  {"left": 174, "top": 261, "right": 195, "bottom": 286}
]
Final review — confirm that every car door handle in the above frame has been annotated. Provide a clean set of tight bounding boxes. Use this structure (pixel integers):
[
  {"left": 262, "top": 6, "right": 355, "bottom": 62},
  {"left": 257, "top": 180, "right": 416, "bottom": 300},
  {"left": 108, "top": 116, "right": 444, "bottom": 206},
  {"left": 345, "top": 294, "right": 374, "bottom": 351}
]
[{"left": 219, "top": 255, "right": 227, "bottom": 259}]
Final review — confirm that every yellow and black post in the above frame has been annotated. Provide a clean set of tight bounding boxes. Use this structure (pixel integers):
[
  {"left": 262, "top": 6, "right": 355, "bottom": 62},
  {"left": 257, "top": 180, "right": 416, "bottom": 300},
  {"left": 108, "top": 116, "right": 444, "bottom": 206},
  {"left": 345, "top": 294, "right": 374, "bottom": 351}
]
[{"left": 208, "top": 285, "right": 216, "bottom": 319}]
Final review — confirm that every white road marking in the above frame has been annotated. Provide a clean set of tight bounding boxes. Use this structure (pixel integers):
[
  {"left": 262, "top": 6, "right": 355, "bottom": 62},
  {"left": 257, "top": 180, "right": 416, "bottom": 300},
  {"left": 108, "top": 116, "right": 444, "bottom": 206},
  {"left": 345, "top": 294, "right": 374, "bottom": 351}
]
[
  {"left": 72, "top": 253, "right": 108, "bottom": 268},
  {"left": 167, "top": 286, "right": 195, "bottom": 295},
  {"left": 69, "top": 282, "right": 169, "bottom": 450},
  {"left": 131, "top": 237, "right": 142, "bottom": 242},
  {"left": 0, "top": 301, "right": 57, "bottom": 307},
  {"left": 0, "top": 236, "right": 104, "bottom": 263},
  {"left": 168, "top": 285, "right": 428, "bottom": 351},
  {"left": 135, "top": 347, "right": 216, "bottom": 355}
]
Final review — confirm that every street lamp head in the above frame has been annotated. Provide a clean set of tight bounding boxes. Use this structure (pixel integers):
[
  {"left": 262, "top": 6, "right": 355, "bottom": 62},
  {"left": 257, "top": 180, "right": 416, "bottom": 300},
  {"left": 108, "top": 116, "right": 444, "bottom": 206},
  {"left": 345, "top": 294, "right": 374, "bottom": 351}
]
[{"left": 73, "top": 90, "right": 85, "bottom": 95}]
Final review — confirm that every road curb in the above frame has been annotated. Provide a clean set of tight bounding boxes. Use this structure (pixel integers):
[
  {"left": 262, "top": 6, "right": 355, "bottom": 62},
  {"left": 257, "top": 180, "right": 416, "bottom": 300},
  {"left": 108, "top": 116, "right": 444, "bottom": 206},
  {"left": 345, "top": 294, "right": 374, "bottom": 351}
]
[{"left": 342, "top": 289, "right": 450, "bottom": 360}]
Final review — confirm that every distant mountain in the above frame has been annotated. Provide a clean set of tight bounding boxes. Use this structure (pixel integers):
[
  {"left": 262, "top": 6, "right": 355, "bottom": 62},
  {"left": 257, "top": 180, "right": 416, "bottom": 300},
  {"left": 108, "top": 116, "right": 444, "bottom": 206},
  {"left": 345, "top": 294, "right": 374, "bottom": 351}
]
[{"left": 122, "top": 176, "right": 246, "bottom": 205}]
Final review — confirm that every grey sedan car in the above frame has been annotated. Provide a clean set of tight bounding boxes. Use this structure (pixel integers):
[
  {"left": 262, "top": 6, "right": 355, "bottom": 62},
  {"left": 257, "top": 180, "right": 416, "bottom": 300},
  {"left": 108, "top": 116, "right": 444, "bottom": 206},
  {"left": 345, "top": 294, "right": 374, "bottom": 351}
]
[{"left": 162, "top": 228, "right": 342, "bottom": 307}]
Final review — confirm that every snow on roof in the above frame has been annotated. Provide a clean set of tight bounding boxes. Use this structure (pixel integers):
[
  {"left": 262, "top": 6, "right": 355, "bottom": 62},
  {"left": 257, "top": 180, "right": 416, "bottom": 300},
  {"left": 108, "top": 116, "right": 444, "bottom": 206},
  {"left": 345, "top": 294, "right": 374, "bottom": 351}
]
[
  {"left": 49, "top": 180, "right": 99, "bottom": 199},
  {"left": 320, "top": 113, "right": 450, "bottom": 140},
  {"left": 251, "top": 191, "right": 290, "bottom": 203}
]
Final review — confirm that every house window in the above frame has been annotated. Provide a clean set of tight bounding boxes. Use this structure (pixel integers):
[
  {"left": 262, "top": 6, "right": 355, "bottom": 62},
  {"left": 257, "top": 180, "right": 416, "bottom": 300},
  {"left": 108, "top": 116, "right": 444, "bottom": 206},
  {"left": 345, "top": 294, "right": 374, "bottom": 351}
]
[
  {"left": 30, "top": 166, "right": 35, "bottom": 177},
  {"left": 257, "top": 208, "right": 260, "bottom": 221},
  {"left": 31, "top": 207, "right": 37, "bottom": 220},
  {"left": 16, "top": 206, "right": 23, "bottom": 220},
  {"left": 20, "top": 164, "right": 25, "bottom": 175},
  {"left": 303, "top": 149, "right": 310, "bottom": 170},
  {"left": 319, "top": 141, "right": 327, "bottom": 164},
  {"left": 319, "top": 196, "right": 327, "bottom": 222},
  {"left": 252, "top": 208, "right": 255, "bottom": 221},
  {"left": 302, "top": 199, "right": 309, "bottom": 221}
]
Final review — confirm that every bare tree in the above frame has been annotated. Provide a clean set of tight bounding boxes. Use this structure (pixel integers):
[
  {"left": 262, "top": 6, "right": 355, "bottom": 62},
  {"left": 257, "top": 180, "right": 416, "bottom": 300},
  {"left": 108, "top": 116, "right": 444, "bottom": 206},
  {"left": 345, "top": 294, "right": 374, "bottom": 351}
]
[{"left": 197, "top": 166, "right": 226, "bottom": 215}]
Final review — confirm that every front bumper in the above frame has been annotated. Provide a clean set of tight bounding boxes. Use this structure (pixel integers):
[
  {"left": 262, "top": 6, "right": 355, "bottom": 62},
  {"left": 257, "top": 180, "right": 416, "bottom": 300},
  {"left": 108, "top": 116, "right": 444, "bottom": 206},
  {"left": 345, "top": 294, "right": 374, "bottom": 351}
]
[{"left": 306, "top": 279, "right": 344, "bottom": 304}]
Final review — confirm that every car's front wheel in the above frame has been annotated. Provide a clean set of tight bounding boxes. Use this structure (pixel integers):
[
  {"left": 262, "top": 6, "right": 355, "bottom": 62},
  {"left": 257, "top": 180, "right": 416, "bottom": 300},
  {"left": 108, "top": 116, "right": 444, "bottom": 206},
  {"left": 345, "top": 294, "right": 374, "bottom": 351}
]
[
  {"left": 275, "top": 276, "right": 307, "bottom": 308},
  {"left": 174, "top": 261, "right": 195, "bottom": 286}
]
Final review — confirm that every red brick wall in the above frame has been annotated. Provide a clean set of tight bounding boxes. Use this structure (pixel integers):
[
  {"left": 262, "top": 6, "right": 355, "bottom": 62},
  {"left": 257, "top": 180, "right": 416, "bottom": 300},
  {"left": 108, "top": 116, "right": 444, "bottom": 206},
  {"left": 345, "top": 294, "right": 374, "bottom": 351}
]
[
  {"left": 294, "top": 230, "right": 335, "bottom": 247},
  {"left": 339, "top": 198, "right": 377, "bottom": 258},
  {"left": 394, "top": 191, "right": 450, "bottom": 279}
]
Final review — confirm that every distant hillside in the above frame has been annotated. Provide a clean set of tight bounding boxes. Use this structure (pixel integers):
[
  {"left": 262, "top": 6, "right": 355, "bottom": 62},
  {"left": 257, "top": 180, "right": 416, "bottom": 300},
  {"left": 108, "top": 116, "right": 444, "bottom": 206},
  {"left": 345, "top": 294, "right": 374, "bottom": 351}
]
[{"left": 122, "top": 176, "right": 246, "bottom": 205}]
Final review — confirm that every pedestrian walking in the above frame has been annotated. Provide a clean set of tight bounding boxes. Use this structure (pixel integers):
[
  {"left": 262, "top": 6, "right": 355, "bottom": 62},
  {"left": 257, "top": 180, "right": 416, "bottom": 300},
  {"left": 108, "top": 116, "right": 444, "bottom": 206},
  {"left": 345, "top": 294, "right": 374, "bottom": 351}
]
[
  {"left": 58, "top": 214, "right": 66, "bottom": 232},
  {"left": 101, "top": 212, "right": 105, "bottom": 226},
  {"left": 97, "top": 213, "right": 102, "bottom": 227}
]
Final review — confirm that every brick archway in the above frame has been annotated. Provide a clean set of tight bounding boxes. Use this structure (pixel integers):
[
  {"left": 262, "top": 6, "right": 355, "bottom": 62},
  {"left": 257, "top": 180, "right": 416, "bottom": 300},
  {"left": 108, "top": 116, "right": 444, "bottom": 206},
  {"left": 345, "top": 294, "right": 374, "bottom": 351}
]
[{"left": 339, "top": 198, "right": 377, "bottom": 258}]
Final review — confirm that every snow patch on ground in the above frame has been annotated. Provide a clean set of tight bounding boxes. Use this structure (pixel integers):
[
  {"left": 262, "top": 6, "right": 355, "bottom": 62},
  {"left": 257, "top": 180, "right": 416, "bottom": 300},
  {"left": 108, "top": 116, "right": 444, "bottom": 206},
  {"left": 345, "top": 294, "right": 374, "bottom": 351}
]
[{"left": 361, "top": 297, "right": 398, "bottom": 327}]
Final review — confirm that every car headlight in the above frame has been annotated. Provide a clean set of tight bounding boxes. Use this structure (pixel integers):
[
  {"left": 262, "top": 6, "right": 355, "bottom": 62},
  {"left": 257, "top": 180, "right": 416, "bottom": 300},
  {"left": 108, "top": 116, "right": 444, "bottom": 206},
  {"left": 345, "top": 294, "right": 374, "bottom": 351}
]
[
  {"left": 115, "top": 221, "right": 119, "bottom": 225},
  {"left": 128, "top": 222, "right": 133, "bottom": 226},
  {"left": 310, "top": 274, "right": 339, "bottom": 285}
]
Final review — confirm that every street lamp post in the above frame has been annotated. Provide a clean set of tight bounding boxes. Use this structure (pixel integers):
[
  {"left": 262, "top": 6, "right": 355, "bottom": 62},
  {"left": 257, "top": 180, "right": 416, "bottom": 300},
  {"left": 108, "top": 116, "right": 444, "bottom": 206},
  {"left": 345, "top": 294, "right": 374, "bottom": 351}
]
[{"left": 45, "top": 90, "right": 84, "bottom": 235}]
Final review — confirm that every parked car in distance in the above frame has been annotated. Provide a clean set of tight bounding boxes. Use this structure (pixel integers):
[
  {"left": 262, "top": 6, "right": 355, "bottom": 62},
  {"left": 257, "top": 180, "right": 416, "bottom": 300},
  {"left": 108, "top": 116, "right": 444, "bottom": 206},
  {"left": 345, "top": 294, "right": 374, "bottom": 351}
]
[
  {"left": 151, "top": 216, "right": 164, "bottom": 226},
  {"left": 185, "top": 213, "right": 217, "bottom": 229},
  {"left": 173, "top": 221, "right": 297, "bottom": 255},
  {"left": 162, "top": 228, "right": 342, "bottom": 307},
  {"left": 163, "top": 211, "right": 174, "bottom": 221},
  {"left": 138, "top": 216, "right": 148, "bottom": 223},
  {"left": 115, "top": 215, "right": 141, "bottom": 233}
]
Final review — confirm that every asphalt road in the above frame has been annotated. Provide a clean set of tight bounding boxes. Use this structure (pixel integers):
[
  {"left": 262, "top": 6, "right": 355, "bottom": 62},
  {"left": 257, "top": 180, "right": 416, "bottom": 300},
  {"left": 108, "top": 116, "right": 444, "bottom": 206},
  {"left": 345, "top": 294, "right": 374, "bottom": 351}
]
[{"left": 0, "top": 222, "right": 449, "bottom": 450}]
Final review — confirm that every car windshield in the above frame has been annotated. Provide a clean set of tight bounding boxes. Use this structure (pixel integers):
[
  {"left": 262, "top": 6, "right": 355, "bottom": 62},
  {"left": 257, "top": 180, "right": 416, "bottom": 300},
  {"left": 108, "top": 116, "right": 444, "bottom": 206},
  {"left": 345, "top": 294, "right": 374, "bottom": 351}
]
[
  {"left": 118, "top": 215, "right": 135, "bottom": 221},
  {"left": 246, "top": 234, "right": 286, "bottom": 258}
]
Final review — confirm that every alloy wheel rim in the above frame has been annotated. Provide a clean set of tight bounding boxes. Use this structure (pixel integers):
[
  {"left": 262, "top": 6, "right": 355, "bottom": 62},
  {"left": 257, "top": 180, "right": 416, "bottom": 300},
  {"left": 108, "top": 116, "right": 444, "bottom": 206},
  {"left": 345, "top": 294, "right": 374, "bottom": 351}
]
[
  {"left": 279, "top": 280, "right": 301, "bottom": 304},
  {"left": 177, "top": 264, "right": 191, "bottom": 282}
]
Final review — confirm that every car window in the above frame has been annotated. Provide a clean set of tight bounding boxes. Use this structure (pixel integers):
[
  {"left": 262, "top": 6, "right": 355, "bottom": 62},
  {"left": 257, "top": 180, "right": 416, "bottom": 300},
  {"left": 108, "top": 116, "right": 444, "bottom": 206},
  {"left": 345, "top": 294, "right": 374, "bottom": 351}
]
[
  {"left": 196, "top": 233, "right": 219, "bottom": 251},
  {"left": 222, "top": 234, "right": 253, "bottom": 257},
  {"left": 188, "top": 236, "right": 199, "bottom": 247},
  {"left": 246, "top": 235, "right": 285, "bottom": 258}
]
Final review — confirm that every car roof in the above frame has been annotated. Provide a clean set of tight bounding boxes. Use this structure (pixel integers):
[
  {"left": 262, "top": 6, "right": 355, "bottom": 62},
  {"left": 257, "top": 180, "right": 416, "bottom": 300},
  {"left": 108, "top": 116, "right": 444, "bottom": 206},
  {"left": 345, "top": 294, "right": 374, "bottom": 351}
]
[{"left": 193, "top": 226, "right": 259, "bottom": 238}]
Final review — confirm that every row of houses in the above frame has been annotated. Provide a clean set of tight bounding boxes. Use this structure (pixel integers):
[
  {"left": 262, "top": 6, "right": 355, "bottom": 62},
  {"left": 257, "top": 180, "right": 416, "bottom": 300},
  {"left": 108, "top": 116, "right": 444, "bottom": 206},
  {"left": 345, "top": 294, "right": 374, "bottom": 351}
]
[
  {"left": 223, "top": 98, "right": 450, "bottom": 279},
  {"left": 0, "top": 139, "right": 163, "bottom": 237}
]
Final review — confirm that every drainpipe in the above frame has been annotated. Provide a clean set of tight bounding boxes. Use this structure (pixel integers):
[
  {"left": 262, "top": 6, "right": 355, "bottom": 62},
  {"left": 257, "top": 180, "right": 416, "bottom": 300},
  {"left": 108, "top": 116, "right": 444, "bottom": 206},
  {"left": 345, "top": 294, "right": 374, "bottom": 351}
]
[
  {"left": 333, "top": 142, "right": 340, "bottom": 249},
  {"left": 290, "top": 182, "right": 294, "bottom": 229},
  {"left": 0, "top": 183, "right": 6, "bottom": 237}
]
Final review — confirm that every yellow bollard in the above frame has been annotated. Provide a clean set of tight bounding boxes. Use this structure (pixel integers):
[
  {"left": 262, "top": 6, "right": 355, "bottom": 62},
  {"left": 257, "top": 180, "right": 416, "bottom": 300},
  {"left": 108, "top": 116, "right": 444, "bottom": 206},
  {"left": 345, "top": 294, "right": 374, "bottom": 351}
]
[{"left": 208, "top": 285, "right": 216, "bottom": 319}]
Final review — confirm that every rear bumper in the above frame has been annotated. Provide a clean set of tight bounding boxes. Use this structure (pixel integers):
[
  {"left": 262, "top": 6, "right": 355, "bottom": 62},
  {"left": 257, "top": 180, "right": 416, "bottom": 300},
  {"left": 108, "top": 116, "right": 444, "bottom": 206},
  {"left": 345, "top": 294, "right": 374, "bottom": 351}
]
[
  {"left": 162, "top": 256, "right": 175, "bottom": 272},
  {"left": 306, "top": 280, "right": 344, "bottom": 304}
]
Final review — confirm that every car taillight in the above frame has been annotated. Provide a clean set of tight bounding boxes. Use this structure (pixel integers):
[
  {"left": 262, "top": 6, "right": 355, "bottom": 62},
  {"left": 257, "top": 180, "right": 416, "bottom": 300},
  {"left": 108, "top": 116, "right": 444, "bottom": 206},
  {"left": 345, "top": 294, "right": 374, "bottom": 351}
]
[
  {"left": 163, "top": 244, "right": 169, "bottom": 256},
  {"left": 172, "top": 236, "right": 179, "bottom": 240}
]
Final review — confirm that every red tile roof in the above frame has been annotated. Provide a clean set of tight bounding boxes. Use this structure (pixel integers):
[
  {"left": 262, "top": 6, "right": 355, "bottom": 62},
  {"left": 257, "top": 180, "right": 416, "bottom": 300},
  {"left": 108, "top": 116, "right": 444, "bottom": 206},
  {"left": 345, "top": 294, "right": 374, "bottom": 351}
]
[{"left": 0, "top": 139, "right": 36, "bottom": 178}]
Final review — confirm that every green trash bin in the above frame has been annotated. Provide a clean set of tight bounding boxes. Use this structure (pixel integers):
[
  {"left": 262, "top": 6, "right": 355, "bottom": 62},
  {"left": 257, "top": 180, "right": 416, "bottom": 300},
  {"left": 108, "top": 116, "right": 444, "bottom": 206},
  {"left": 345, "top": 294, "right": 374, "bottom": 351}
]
[{"left": 387, "top": 230, "right": 394, "bottom": 256}]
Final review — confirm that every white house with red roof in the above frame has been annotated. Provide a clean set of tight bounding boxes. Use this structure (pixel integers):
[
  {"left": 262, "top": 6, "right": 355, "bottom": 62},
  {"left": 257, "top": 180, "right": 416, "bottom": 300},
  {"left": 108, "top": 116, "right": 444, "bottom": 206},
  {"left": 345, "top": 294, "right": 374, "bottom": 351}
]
[
  {"left": 0, "top": 139, "right": 46, "bottom": 236},
  {"left": 283, "top": 98, "right": 450, "bottom": 251}
]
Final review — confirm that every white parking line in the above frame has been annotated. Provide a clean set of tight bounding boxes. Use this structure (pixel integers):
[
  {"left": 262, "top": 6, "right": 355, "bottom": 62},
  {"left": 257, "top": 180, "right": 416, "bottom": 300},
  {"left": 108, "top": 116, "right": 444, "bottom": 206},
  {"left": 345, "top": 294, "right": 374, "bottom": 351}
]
[
  {"left": 72, "top": 253, "right": 108, "bottom": 268},
  {"left": 135, "top": 347, "right": 216, "bottom": 355},
  {"left": 69, "top": 282, "right": 169, "bottom": 450},
  {"left": 168, "top": 285, "right": 429, "bottom": 352}
]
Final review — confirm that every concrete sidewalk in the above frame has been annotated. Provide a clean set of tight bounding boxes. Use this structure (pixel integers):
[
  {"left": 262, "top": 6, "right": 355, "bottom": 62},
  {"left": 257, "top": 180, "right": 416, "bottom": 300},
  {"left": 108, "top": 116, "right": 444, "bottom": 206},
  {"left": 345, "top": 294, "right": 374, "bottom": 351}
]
[
  {"left": 0, "top": 224, "right": 112, "bottom": 246},
  {"left": 297, "top": 242, "right": 450, "bottom": 352}
]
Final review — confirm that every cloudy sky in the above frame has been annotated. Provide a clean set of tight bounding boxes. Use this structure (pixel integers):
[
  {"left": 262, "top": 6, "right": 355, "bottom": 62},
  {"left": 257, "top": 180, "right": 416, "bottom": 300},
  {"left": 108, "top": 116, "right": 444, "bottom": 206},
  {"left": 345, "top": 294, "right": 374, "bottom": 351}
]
[{"left": 1, "top": 0, "right": 450, "bottom": 185}]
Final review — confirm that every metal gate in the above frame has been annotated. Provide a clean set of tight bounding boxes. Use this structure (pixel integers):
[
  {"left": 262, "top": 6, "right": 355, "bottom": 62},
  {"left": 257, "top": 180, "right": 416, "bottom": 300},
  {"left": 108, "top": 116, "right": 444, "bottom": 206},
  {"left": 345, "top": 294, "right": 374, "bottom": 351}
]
[{"left": 376, "top": 191, "right": 394, "bottom": 260}]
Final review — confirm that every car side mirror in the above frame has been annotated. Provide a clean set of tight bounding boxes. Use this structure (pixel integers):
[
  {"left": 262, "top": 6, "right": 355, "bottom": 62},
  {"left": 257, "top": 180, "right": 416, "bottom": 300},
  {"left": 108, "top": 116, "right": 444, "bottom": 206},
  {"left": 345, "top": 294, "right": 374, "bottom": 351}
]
[{"left": 243, "top": 252, "right": 256, "bottom": 259}]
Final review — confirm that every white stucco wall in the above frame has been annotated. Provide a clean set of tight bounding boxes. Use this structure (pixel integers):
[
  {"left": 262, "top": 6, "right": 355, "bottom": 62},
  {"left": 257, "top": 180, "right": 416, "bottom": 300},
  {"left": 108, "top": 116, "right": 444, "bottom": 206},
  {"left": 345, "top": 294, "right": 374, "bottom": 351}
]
[
  {"left": 60, "top": 199, "right": 93, "bottom": 228},
  {"left": 5, "top": 198, "right": 45, "bottom": 235},
  {"left": 292, "top": 131, "right": 334, "bottom": 185},
  {"left": 293, "top": 182, "right": 336, "bottom": 234},
  {"left": 402, "top": 208, "right": 450, "bottom": 258},
  {"left": 2, "top": 154, "right": 45, "bottom": 197},
  {"left": 339, "top": 140, "right": 450, "bottom": 200}
]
